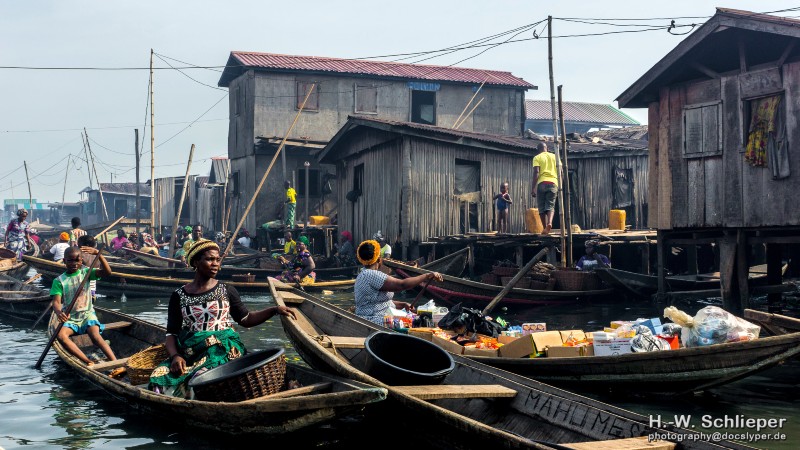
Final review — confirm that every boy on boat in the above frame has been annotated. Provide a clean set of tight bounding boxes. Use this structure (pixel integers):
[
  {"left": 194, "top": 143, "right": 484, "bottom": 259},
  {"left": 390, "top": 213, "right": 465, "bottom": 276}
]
[
  {"left": 50, "top": 246, "right": 116, "bottom": 366},
  {"left": 69, "top": 217, "right": 86, "bottom": 247},
  {"left": 492, "top": 182, "right": 513, "bottom": 233}
]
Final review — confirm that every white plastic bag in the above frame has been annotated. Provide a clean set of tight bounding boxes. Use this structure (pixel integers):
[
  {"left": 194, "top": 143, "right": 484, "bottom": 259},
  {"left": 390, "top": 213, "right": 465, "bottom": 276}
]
[{"left": 664, "top": 306, "right": 760, "bottom": 347}]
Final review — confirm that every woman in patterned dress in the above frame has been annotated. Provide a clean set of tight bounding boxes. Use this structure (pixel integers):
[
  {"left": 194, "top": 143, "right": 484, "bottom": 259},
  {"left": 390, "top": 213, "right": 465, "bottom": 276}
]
[
  {"left": 149, "top": 239, "right": 296, "bottom": 397},
  {"left": 276, "top": 235, "right": 316, "bottom": 285},
  {"left": 353, "top": 240, "right": 443, "bottom": 325},
  {"left": 4, "top": 208, "right": 31, "bottom": 260}
]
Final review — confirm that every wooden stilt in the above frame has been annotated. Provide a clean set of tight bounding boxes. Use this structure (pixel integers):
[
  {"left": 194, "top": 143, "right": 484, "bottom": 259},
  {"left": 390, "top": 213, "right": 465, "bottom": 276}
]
[
  {"left": 656, "top": 230, "right": 666, "bottom": 300},
  {"left": 736, "top": 229, "right": 749, "bottom": 314},
  {"left": 687, "top": 244, "right": 698, "bottom": 275},
  {"left": 642, "top": 241, "right": 651, "bottom": 275},
  {"left": 766, "top": 243, "right": 782, "bottom": 313},
  {"left": 719, "top": 233, "right": 738, "bottom": 312},
  {"left": 515, "top": 246, "right": 524, "bottom": 267}
]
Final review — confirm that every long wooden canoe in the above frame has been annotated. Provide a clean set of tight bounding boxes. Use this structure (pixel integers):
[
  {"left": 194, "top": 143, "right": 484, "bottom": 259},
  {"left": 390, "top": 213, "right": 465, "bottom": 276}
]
[
  {"left": 744, "top": 309, "right": 800, "bottom": 336},
  {"left": 49, "top": 307, "right": 387, "bottom": 434},
  {"left": 595, "top": 264, "right": 785, "bottom": 296},
  {"left": 0, "top": 273, "right": 50, "bottom": 320},
  {"left": 0, "top": 239, "right": 38, "bottom": 279},
  {"left": 385, "top": 261, "right": 613, "bottom": 306},
  {"left": 268, "top": 278, "right": 749, "bottom": 450},
  {"left": 23, "top": 255, "right": 355, "bottom": 297}
]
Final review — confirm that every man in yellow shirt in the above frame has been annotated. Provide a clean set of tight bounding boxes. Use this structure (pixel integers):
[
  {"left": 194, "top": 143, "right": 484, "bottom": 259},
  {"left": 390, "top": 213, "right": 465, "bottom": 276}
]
[
  {"left": 531, "top": 142, "right": 559, "bottom": 234},
  {"left": 284, "top": 180, "right": 297, "bottom": 229}
]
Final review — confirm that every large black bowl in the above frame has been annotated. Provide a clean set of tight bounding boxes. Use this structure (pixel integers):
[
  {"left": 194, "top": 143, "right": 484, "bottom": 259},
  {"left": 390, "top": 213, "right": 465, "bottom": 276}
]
[{"left": 364, "top": 331, "right": 454, "bottom": 386}]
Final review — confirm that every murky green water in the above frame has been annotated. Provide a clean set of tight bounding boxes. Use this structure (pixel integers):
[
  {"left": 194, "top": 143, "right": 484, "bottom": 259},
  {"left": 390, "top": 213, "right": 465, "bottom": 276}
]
[{"left": 0, "top": 277, "right": 797, "bottom": 449}]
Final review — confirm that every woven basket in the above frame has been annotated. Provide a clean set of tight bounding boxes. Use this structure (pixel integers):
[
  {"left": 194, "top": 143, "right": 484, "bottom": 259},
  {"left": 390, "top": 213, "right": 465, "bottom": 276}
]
[
  {"left": 552, "top": 269, "right": 596, "bottom": 291},
  {"left": 231, "top": 273, "right": 256, "bottom": 283},
  {"left": 480, "top": 273, "right": 500, "bottom": 285},
  {"left": 189, "top": 348, "right": 286, "bottom": 402},
  {"left": 583, "top": 272, "right": 602, "bottom": 290},
  {"left": 529, "top": 280, "right": 551, "bottom": 291},
  {"left": 491, "top": 265, "right": 518, "bottom": 277},
  {"left": 500, "top": 277, "right": 531, "bottom": 289},
  {"left": 127, "top": 344, "right": 169, "bottom": 385},
  {"left": 530, "top": 272, "right": 551, "bottom": 282}
]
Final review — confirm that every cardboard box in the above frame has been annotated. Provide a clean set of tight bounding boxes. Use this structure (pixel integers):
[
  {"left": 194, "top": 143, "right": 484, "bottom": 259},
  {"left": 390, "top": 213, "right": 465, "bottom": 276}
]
[
  {"left": 593, "top": 337, "right": 633, "bottom": 356},
  {"left": 546, "top": 344, "right": 594, "bottom": 358},
  {"left": 430, "top": 333, "right": 464, "bottom": 355},
  {"left": 498, "top": 331, "right": 562, "bottom": 358},
  {"left": 408, "top": 328, "right": 435, "bottom": 341},
  {"left": 559, "top": 330, "right": 586, "bottom": 342},
  {"left": 462, "top": 345, "right": 499, "bottom": 357},
  {"left": 521, "top": 323, "right": 547, "bottom": 334},
  {"left": 636, "top": 318, "right": 663, "bottom": 335},
  {"left": 498, "top": 334, "right": 520, "bottom": 345}
]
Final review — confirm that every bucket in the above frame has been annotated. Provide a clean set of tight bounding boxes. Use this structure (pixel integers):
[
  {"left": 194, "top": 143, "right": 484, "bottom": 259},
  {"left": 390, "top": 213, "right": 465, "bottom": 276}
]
[
  {"left": 609, "top": 209, "right": 626, "bottom": 230},
  {"left": 525, "top": 208, "right": 544, "bottom": 234},
  {"left": 364, "top": 331, "right": 454, "bottom": 385}
]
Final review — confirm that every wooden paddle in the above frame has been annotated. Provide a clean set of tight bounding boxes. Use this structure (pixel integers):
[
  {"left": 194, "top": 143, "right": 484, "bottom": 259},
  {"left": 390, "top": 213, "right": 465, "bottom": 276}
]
[
  {"left": 22, "top": 273, "right": 42, "bottom": 285},
  {"left": 93, "top": 216, "right": 126, "bottom": 239},
  {"left": 410, "top": 279, "right": 433, "bottom": 309},
  {"left": 482, "top": 247, "right": 548, "bottom": 316},
  {"left": 34, "top": 254, "right": 100, "bottom": 369}
]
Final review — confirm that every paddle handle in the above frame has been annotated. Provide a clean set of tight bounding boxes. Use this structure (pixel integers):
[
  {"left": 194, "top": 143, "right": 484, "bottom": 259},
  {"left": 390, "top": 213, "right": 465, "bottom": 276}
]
[
  {"left": 34, "top": 255, "right": 100, "bottom": 369},
  {"left": 22, "top": 273, "right": 42, "bottom": 285},
  {"left": 410, "top": 278, "right": 432, "bottom": 308},
  {"left": 482, "top": 247, "right": 548, "bottom": 316}
]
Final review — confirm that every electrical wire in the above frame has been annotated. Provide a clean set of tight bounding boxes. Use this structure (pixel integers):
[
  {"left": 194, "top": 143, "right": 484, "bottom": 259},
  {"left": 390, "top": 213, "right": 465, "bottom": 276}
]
[{"left": 155, "top": 93, "right": 228, "bottom": 148}]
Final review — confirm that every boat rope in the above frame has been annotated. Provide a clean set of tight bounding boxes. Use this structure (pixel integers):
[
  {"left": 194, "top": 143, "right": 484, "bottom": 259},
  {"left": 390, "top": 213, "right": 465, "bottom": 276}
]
[{"left": 313, "top": 334, "right": 337, "bottom": 356}]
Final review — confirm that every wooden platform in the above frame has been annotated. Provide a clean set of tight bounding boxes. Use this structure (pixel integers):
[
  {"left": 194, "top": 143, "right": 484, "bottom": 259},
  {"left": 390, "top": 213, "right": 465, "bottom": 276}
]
[{"left": 393, "top": 384, "right": 517, "bottom": 400}]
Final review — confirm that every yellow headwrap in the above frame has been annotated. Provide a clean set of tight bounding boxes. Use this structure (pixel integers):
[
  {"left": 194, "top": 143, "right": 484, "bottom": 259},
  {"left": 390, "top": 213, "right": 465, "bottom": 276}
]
[
  {"left": 186, "top": 239, "right": 220, "bottom": 268},
  {"left": 356, "top": 240, "right": 381, "bottom": 266}
]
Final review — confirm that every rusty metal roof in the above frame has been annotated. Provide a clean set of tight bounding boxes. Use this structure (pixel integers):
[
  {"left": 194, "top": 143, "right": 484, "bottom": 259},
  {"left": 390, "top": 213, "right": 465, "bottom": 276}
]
[
  {"left": 525, "top": 100, "right": 639, "bottom": 126},
  {"left": 218, "top": 51, "right": 535, "bottom": 89}
]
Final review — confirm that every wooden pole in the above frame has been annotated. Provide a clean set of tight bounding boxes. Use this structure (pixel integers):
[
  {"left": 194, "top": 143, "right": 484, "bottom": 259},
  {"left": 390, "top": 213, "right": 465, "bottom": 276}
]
[
  {"left": 84, "top": 129, "right": 109, "bottom": 222},
  {"left": 135, "top": 129, "right": 141, "bottom": 237},
  {"left": 453, "top": 97, "right": 484, "bottom": 129},
  {"left": 222, "top": 84, "right": 316, "bottom": 260},
  {"left": 452, "top": 79, "right": 486, "bottom": 128},
  {"left": 23, "top": 161, "right": 33, "bottom": 220},
  {"left": 94, "top": 215, "right": 126, "bottom": 240},
  {"left": 547, "top": 16, "right": 567, "bottom": 267},
  {"left": 304, "top": 161, "right": 310, "bottom": 230},
  {"left": 482, "top": 248, "right": 548, "bottom": 315},
  {"left": 557, "top": 85, "right": 573, "bottom": 267},
  {"left": 81, "top": 134, "right": 93, "bottom": 191},
  {"left": 149, "top": 49, "right": 156, "bottom": 235},
  {"left": 168, "top": 144, "right": 196, "bottom": 259},
  {"left": 60, "top": 157, "right": 70, "bottom": 225},
  {"left": 34, "top": 255, "right": 100, "bottom": 369}
]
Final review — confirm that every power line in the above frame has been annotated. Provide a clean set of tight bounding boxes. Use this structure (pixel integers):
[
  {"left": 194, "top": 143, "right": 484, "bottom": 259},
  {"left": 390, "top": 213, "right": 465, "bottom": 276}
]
[{"left": 155, "top": 93, "right": 228, "bottom": 149}]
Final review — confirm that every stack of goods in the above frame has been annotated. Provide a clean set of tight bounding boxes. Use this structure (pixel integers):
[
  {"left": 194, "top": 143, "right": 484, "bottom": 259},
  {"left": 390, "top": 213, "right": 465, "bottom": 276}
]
[
  {"left": 491, "top": 261, "right": 519, "bottom": 277},
  {"left": 529, "top": 262, "right": 556, "bottom": 290}
]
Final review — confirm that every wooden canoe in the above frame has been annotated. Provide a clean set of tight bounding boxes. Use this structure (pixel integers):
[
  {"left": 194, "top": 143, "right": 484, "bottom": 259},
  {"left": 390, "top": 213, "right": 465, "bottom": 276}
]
[
  {"left": 0, "top": 273, "right": 50, "bottom": 320},
  {"left": 744, "top": 309, "right": 800, "bottom": 336},
  {"left": 385, "top": 261, "right": 613, "bottom": 306},
  {"left": 268, "top": 278, "right": 749, "bottom": 450},
  {"left": 49, "top": 307, "right": 387, "bottom": 434},
  {"left": 23, "top": 255, "right": 355, "bottom": 297},
  {"left": 595, "top": 264, "right": 785, "bottom": 296},
  {"left": 0, "top": 239, "right": 38, "bottom": 279}
]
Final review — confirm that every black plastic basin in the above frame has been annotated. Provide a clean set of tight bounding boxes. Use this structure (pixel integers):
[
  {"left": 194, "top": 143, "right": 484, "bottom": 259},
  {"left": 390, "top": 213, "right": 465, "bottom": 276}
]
[{"left": 364, "top": 331, "right": 454, "bottom": 385}]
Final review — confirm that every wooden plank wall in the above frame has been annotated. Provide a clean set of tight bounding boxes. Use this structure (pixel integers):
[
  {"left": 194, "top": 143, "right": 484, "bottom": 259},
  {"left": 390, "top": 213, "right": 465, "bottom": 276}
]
[
  {"left": 569, "top": 154, "right": 649, "bottom": 229},
  {"left": 647, "top": 102, "right": 660, "bottom": 228}
]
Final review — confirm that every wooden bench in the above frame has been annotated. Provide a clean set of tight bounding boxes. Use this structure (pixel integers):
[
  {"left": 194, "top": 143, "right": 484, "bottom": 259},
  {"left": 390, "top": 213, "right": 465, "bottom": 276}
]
[
  {"left": 563, "top": 437, "right": 675, "bottom": 450},
  {"left": 393, "top": 384, "right": 517, "bottom": 400},
  {"left": 317, "top": 336, "right": 366, "bottom": 349},
  {"left": 279, "top": 291, "right": 305, "bottom": 304},
  {"left": 90, "top": 357, "right": 130, "bottom": 371},
  {"left": 71, "top": 321, "right": 133, "bottom": 347}
]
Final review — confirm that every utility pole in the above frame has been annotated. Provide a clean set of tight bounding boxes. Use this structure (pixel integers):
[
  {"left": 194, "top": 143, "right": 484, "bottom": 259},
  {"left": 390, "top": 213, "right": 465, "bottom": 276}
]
[
  {"left": 547, "top": 15, "right": 567, "bottom": 267},
  {"left": 82, "top": 133, "right": 93, "bottom": 190},
  {"left": 135, "top": 129, "right": 141, "bottom": 237},
  {"left": 168, "top": 144, "right": 195, "bottom": 260},
  {"left": 150, "top": 48, "right": 156, "bottom": 234},
  {"left": 60, "top": 156, "right": 71, "bottom": 225},
  {"left": 304, "top": 161, "right": 310, "bottom": 230},
  {"left": 23, "top": 161, "right": 33, "bottom": 221},
  {"left": 558, "top": 85, "right": 573, "bottom": 267},
  {"left": 84, "top": 128, "right": 109, "bottom": 222}
]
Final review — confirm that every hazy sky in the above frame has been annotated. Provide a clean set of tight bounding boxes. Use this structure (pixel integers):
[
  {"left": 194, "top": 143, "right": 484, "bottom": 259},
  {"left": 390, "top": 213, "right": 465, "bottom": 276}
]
[{"left": 1, "top": 0, "right": 795, "bottom": 204}]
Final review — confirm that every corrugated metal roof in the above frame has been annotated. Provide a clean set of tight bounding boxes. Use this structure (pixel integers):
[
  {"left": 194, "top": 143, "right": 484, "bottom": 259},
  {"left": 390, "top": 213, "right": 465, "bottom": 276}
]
[
  {"left": 220, "top": 51, "right": 535, "bottom": 89},
  {"left": 81, "top": 183, "right": 151, "bottom": 196},
  {"left": 525, "top": 100, "right": 639, "bottom": 125}
]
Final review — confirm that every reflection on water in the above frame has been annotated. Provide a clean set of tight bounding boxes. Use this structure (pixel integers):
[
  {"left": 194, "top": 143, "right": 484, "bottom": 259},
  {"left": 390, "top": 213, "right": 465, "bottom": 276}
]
[{"left": 0, "top": 287, "right": 797, "bottom": 449}]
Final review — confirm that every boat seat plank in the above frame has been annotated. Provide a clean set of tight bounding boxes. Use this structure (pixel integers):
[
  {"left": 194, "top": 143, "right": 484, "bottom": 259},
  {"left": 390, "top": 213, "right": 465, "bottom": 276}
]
[
  {"left": 90, "top": 357, "right": 130, "bottom": 371},
  {"left": 562, "top": 437, "right": 675, "bottom": 450},
  {"left": 393, "top": 384, "right": 517, "bottom": 400},
  {"left": 278, "top": 292, "right": 305, "bottom": 304},
  {"left": 104, "top": 321, "right": 133, "bottom": 331},
  {"left": 317, "top": 336, "right": 366, "bottom": 349}
]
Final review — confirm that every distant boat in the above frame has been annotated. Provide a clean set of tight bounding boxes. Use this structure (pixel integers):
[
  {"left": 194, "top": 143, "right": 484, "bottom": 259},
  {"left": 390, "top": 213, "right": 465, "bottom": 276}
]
[
  {"left": 49, "top": 307, "right": 387, "bottom": 435},
  {"left": 0, "top": 273, "right": 49, "bottom": 320}
]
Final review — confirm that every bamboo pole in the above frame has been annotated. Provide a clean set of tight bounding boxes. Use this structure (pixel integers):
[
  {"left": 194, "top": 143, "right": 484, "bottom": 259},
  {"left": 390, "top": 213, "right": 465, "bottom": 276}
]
[
  {"left": 84, "top": 129, "right": 109, "bottom": 222},
  {"left": 482, "top": 248, "right": 548, "bottom": 315},
  {"left": 81, "top": 134, "right": 93, "bottom": 191},
  {"left": 452, "top": 79, "right": 486, "bottom": 128},
  {"left": 134, "top": 129, "right": 141, "bottom": 237},
  {"left": 23, "top": 161, "right": 33, "bottom": 220},
  {"left": 547, "top": 16, "right": 567, "bottom": 267},
  {"left": 60, "top": 157, "right": 70, "bottom": 224},
  {"left": 94, "top": 215, "right": 126, "bottom": 239},
  {"left": 149, "top": 49, "right": 156, "bottom": 234},
  {"left": 223, "top": 83, "right": 316, "bottom": 259},
  {"left": 557, "top": 86, "right": 573, "bottom": 267},
  {"left": 453, "top": 97, "right": 484, "bottom": 129},
  {"left": 168, "top": 144, "right": 195, "bottom": 259}
]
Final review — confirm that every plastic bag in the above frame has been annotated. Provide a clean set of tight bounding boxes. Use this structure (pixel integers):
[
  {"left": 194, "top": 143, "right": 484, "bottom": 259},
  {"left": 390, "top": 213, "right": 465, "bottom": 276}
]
[
  {"left": 660, "top": 323, "right": 682, "bottom": 338},
  {"left": 664, "top": 306, "right": 694, "bottom": 327},
  {"left": 437, "top": 303, "right": 507, "bottom": 338},
  {"left": 631, "top": 333, "right": 671, "bottom": 352},
  {"left": 668, "top": 306, "right": 761, "bottom": 347},
  {"left": 417, "top": 299, "right": 437, "bottom": 312}
]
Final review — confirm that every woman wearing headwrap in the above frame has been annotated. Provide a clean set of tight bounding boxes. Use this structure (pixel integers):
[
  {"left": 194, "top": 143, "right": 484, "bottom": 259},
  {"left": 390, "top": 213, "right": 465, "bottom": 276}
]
[
  {"left": 4, "top": 209, "right": 31, "bottom": 260},
  {"left": 49, "top": 232, "right": 72, "bottom": 262},
  {"left": 354, "top": 240, "right": 443, "bottom": 325},
  {"left": 333, "top": 230, "right": 356, "bottom": 267},
  {"left": 149, "top": 239, "right": 296, "bottom": 398},
  {"left": 575, "top": 239, "right": 611, "bottom": 271},
  {"left": 277, "top": 235, "right": 316, "bottom": 284}
]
